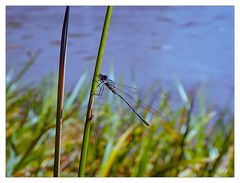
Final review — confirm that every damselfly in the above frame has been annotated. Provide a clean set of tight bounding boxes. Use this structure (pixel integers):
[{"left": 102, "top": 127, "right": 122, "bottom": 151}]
[{"left": 96, "top": 73, "right": 169, "bottom": 126}]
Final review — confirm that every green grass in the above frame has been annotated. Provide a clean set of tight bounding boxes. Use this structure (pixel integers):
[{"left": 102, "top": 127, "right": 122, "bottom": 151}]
[{"left": 6, "top": 55, "right": 234, "bottom": 177}]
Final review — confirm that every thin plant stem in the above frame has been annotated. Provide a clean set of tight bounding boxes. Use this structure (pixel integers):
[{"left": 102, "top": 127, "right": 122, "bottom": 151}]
[
  {"left": 53, "top": 6, "right": 70, "bottom": 177},
  {"left": 78, "top": 6, "right": 112, "bottom": 177}
]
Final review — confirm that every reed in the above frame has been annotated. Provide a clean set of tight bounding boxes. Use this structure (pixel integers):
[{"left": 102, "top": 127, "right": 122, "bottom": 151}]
[
  {"left": 53, "top": 6, "right": 70, "bottom": 177},
  {"left": 78, "top": 6, "right": 113, "bottom": 177}
]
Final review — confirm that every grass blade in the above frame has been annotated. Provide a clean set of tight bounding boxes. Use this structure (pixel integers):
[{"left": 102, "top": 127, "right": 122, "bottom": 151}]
[
  {"left": 97, "top": 124, "right": 136, "bottom": 176},
  {"left": 6, "top": 50, "right": 41, "bottom": 92}
]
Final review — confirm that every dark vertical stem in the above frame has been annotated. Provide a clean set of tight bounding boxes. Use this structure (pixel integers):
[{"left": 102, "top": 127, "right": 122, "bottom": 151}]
[
  {"left": 53, "top": 6, "right": 70, "bottom": 177},
  {"left": 78, "top": 6, "right": 112, "bottom": 177}
]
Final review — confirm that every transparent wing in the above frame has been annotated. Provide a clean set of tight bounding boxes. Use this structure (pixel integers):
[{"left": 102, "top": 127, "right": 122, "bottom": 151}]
[
  {"left": 114, "top": 85, "right": 167, "bottom": 119},
  {"left": 115, "top": 83, "right": 170, "bottom": 100}
]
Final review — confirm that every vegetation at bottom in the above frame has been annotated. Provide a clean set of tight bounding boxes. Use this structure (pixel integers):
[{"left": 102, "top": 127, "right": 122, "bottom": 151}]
[{"left": 6, "top": 55, "right": 234, "bottom": 177}]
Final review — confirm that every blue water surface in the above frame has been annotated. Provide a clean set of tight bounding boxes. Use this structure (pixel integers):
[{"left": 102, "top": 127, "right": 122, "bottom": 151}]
[{"left": 6, "top": 6, "right": 234, "bottom": 110}]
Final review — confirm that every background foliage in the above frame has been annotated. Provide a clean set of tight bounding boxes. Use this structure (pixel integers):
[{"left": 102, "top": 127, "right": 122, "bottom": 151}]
[{"left": 6, "top": 55, "right": 234, "bottom": 177}]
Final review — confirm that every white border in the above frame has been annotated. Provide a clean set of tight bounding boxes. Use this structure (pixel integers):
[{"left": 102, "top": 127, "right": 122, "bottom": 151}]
[
  {"left": 1, "top": 0, "right": 238, "bottom": 182},
  {"left": 1, "top": 0, "right": 238, "bottom": 6},
  {"left": 0, "top": 0, "right": 236, "bottom": 6}
]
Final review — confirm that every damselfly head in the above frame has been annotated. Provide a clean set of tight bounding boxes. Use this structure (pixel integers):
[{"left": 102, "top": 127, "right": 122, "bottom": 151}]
[{"left": 99, "top": 73, "right": 108, "bottom": 81}]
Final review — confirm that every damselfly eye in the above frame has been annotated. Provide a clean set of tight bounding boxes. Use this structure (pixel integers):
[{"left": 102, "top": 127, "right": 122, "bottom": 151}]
[
  {"left": 99, "top": 73, "right": 108, "bottom": 80},
  {"left": 103, "top": 75, "right": 108, "bottom": 80}
]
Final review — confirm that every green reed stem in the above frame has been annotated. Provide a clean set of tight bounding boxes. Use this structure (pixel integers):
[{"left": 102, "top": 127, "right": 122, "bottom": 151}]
[{"left": 78, "top": 6, "right": 112, "bottom": 177}]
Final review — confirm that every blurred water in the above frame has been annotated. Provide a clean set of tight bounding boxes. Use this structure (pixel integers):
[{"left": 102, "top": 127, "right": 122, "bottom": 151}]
[{"left": 6, "top": 6, "right": 234, "bottom": 110}]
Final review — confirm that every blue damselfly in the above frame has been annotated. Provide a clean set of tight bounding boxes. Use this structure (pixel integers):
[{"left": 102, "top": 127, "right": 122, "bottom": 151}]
[{"left": 96, "top": 73, "right": 169, "bottom": 126}]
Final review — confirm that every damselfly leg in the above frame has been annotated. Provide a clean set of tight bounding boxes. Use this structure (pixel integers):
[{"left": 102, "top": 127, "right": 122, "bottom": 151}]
[{"left": 95, "top": 80, "right": 105, "bottom": 96}]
